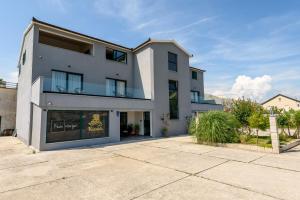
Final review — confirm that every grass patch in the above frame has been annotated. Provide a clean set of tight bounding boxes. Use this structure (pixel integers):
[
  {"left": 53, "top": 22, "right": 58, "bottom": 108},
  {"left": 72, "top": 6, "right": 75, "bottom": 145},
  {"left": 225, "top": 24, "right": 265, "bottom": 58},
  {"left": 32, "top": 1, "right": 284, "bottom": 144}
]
[
  {"left": 239, "top": 134, "right": 295, "bottom": 148},
  {"left": 279, "top": 134, "right": 294, "bottom": 146},
  {"left": 240, "top": 135, "right": 272, "bottom": 148}
]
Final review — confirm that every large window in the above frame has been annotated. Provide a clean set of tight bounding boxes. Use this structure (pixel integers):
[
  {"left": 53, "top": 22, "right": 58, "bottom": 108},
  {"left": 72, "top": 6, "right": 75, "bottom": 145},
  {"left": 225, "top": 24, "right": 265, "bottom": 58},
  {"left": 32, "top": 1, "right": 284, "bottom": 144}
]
[
  {"left": 106, "top": 78, "right": 126, "bottom": 97},
  {"left": 106, "top": 48, "right": 127, "bottom": 63},
  {"left": 168, "top": 52, "right": 177, "bottom": 71},
  {"left": 191, "top": 91, "right": 200, "bottom": 103},
  {"left": 51, "top": 70, "right": 83, "bottom": 93},
  {"left": 192, "top": 71, "right": 197, "bottom": 80},
  {"left": 46, "top": 110, "right": 109, "bottom": 143},
  {"left": 169, "top": 80, "right": 179, "bottom": 119}
]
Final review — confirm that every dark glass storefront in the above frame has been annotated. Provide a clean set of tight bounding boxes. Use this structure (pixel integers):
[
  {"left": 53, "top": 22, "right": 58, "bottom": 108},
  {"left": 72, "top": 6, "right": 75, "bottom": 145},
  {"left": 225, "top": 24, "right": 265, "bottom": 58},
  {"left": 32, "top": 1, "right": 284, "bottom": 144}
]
[{"left": 46, "top": 110, "right": 109, "bottom": 143}]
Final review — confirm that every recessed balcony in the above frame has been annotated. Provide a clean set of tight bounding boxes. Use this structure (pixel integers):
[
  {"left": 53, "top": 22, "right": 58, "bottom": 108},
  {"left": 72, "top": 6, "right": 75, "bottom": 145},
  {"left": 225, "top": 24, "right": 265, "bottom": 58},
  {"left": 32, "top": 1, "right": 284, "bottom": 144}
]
[{"left": 42, "top": 77, "right": 149, "bottom": 100}]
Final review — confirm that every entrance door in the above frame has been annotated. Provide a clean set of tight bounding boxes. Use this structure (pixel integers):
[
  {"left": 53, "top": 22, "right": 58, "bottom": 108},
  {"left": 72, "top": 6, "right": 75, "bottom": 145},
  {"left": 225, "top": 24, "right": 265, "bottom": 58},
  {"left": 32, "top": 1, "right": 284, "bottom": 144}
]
[
  {"left": 120, "top": 112, "right": 128, "bottom": 137},
  {"left": 143, "top": 112, "right": 150, "bottom": 136}
]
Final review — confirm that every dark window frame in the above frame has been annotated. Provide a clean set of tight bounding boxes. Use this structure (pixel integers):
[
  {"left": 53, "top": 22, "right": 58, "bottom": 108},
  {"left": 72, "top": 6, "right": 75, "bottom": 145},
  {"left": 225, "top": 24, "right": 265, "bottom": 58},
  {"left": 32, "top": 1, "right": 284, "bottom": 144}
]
[
  {"left": 51, "top": 69, "right": 83, "bottom": 92},
  {"left": 192, "top": 71, "right": 197, "bottom": 80},
  {"left": 191, "top": 90, "right": 200, "bottom": 103},
  {"left": 168, "top": 52, "right": 178, "bottom": 72},
  {"left": 106, "top": 48, "right": 127, "bottom": 64},
  {"left": 169, "top": 80, "right": 179, "bottom": 119},
  {"left": 106, "top": 77, "right": 127, "bottom": 97},
  {"left": 46, "top": 110, "right": 109, "bottom": 143}
]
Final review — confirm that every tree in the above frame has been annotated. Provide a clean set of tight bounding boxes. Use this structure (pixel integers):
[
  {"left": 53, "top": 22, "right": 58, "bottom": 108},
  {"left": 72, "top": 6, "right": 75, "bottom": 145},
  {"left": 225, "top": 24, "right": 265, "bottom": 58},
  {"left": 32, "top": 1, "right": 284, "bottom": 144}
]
[
  {"left": 0, "top": 78, "right": 5, "bottom": 87},
  {"left": 285, "top": 110, "right": 294, "bottom": 136},
  {"left": 293, "top": 111, "right": 300, "bottom": 138},
  {"left": 277, "top": 112, "right": 289, "bottom": 135},
  {"left": 231, "top": 98, "right": 262, "bottom": 134},
  {"left": 248, "top": 112, "right": 269, "bottom": 145}
]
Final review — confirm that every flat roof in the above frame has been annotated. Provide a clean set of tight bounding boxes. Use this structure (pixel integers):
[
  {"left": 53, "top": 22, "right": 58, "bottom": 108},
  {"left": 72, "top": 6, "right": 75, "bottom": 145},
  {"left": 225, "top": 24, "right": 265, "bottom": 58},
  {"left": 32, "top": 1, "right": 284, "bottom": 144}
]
[{"left": 32, "top": 17, "right": 193, "bottom": 56}]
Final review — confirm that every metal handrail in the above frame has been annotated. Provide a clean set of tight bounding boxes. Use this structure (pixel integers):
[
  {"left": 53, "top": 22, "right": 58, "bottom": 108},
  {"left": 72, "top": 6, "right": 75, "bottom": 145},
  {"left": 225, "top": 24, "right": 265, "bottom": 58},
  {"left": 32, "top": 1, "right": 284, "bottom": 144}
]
[{"left": 0, "top": 81, "right": 18, "bottom": 89}]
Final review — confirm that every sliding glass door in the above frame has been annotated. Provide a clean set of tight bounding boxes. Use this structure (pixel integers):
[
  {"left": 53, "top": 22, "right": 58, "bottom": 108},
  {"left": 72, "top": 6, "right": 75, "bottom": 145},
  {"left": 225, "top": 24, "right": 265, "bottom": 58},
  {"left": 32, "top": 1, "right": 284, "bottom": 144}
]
[
  {"left": 51, "top": 70, "right": 82, "bottom": 93},
  {"left": 106, "top": 78, "right": 126, "bottom": 97},
  {"left": 116, "top": 81, "right": 126, "bottom": 96},
  {"left": 68, "top": 74, "right": 82, "bottom": 93},
  {"left": 51, "top": 71, "right": 67, "bottom": 92},
  {"left": 106, "top": 79, "right": 116, "bottom": 96}
]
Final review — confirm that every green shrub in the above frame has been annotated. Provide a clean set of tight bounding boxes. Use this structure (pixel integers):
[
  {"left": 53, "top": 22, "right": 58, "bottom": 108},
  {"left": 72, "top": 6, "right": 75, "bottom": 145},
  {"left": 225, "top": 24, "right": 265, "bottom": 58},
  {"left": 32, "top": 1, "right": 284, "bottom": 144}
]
[
  {"left": 230, "top": 98, "right": 263, "bottom": 134},
  {"left": 293, "top": 111, "right": 300, "bottom": 138},
  {"left": 189, "top": 111, "right": 240, "bottom": 144},
  {"left": 279, "top": 133, "right": 288, "bottom": 142},
  {"left": 239, "top": 134, "right": 251, "bottom": 143}
]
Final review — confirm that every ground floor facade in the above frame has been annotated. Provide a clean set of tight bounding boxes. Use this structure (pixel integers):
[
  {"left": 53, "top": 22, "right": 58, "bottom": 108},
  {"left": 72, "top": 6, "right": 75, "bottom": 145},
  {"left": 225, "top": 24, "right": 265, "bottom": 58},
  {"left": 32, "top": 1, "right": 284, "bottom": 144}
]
[
  {"left": 17, "top": 79, "right": 223, "bottom": 151},
  {"left": 24, "top": 104, "right": 222, "bottom": 151}
]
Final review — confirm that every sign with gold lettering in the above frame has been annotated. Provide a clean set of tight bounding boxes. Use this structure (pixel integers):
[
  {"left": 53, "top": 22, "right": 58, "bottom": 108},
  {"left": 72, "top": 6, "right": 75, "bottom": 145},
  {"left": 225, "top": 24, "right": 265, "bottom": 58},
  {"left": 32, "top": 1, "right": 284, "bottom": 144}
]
[{"left": 88, "top": 114, "right": 104, "bottom": 132}]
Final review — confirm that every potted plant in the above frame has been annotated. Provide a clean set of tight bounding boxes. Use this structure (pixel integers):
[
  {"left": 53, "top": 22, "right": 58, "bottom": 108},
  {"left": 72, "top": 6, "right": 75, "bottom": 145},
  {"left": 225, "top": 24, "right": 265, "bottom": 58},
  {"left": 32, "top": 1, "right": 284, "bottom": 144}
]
[
  {"left": 127, "top": 124, "right": 133, "bottom": 135},
  {"left": 134, "top": 124, "right": 140, "bottom": 135},
  {"left": 161, "top": 127, "right": 168, "bottom": 137}
]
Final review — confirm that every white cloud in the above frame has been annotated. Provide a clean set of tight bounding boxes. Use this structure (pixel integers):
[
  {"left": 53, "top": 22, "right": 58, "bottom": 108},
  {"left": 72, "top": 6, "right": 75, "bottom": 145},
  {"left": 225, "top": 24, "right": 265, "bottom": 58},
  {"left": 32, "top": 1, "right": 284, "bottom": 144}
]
[
  {"left": 41, "top": 0, "right": 67, "bottom": 13},
  {"left": 133, "top": 19, "right": 158, "bottom": 31},
  {"left": 7, "top": 71, "right": 18, "bottom": 83},
  {"left": 212, "top": 75, "right": 272, "bottom": 101},
  {"left": 151, "top": 17, "right": 216, "bottom": 36},
  {"left": 94, "top": 0, "right": 146, "bottom": 24},
  {"left": 93, "top": 0, "right": 214, "bottom": 48}
]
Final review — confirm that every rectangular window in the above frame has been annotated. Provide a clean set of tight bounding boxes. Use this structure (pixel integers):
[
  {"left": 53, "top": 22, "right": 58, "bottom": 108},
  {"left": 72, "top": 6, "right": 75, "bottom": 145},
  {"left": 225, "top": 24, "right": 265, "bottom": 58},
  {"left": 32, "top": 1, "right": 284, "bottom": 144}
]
[
  {"left": 106, "top": 48, "right": 127, "bottom": 63},
  {"left": 46, "top": 110, "right": 109, "bottom": 143},
  {"left": 168, "top": 52, "right": 177, "bottom": 71},
  {"left": 169, "top": 80, "right": 178, "bottom": 119},
  {"left": 106, "top": 78, "right": 126, "bottom": 97},
  {"left": 192, "top": 71, "right": 197, "bottom": 80},
  {"left": 51, "top": 70, "right": 83, "bottom": 93},
  {"left": 22, "top": 51, "right": 26, "bottom": 65},
  {"left": 191, "top": 91, "right": 200, "bottom": 103},
  {"left": 39, "top": 31, "right": 92, "bottom": 55}
]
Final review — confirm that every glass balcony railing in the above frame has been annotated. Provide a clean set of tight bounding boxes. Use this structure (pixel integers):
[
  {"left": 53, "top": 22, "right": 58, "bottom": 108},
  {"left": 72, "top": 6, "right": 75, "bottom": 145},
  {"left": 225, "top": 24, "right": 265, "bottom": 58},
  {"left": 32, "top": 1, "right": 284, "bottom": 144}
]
[
  {"left": 42, "top": 77, "right": 148, "bottom": 100},
  {"left": 191, "top": 96, "right": 218, "bottom": 104}
]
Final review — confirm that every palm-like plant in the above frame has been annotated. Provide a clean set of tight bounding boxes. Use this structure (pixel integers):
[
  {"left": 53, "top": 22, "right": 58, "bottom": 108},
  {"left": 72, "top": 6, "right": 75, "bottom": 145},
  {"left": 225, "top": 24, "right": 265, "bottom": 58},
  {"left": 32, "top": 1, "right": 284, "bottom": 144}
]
[{"left": 189, "top": 111, "right": 240, "bottom": 144}]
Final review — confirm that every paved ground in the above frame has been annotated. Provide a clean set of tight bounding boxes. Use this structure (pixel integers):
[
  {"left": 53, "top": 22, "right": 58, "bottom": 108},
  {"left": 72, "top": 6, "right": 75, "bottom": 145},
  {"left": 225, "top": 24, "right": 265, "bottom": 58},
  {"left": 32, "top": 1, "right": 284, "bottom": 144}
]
[{"left": 0, "top": 136, "right": 300, "bottom": 200}]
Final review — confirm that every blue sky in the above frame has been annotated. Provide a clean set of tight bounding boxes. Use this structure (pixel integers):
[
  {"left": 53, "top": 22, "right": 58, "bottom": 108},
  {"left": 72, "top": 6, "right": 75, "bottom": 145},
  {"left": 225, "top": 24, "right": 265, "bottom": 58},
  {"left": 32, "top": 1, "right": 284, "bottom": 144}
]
[{"left": 0, "top": 0, "right": 299, "bottom": 102}]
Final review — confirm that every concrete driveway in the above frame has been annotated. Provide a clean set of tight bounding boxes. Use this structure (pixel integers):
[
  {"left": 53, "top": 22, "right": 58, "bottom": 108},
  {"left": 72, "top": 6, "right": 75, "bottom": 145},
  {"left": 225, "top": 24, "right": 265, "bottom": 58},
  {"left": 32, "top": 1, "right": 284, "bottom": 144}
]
[{"left": 1, "top": 136, "right": 300, "bottom": 200}]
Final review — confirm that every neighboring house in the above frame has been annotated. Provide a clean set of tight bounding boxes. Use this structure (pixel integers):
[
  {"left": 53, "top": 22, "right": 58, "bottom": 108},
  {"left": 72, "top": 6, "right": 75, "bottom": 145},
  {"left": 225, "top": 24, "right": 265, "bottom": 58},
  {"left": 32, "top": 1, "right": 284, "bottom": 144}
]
[
  {"left": 0, "top": 81, "right": 17, "bottom": 133},
  {"left": 16, "top": 18, "right": 222, "bottom": 151},
  {"left": 262, "top": 94, "right": 300, "bottom": 111}
]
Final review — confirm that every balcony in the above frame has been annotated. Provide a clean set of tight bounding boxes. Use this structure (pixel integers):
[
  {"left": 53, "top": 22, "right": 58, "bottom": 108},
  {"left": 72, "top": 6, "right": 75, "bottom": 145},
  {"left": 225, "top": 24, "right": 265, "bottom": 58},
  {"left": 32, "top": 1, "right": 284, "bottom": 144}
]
[
  {"left": 42, "top": 77, "right": 149, "bottom": 100},
  {"left": 31, "top": 77, "right": 153, "bottom": 110},
  {"left": 191, "top": 95, "right": 223, "bottom": 112},
  {"left": 191, "top": 96, "right": 218, "bottom": 105}
]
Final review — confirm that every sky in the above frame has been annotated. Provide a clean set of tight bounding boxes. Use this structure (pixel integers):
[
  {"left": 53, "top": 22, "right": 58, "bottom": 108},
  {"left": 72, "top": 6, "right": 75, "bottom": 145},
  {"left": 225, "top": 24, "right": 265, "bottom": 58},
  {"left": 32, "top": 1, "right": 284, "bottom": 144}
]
[{"left": 0, "top": 0, "right": 299, "bottom": 102}]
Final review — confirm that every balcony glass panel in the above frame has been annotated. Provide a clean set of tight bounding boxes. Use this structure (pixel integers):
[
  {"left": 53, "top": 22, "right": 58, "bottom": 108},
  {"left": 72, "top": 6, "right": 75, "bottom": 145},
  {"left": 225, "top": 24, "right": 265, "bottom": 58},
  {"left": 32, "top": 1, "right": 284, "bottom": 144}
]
[
  {"left": 43, "top": 77, "right": 147, "bottom": 99},
  {"left": 191, "top": 95, "right": 218, "bottom": 104}
]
